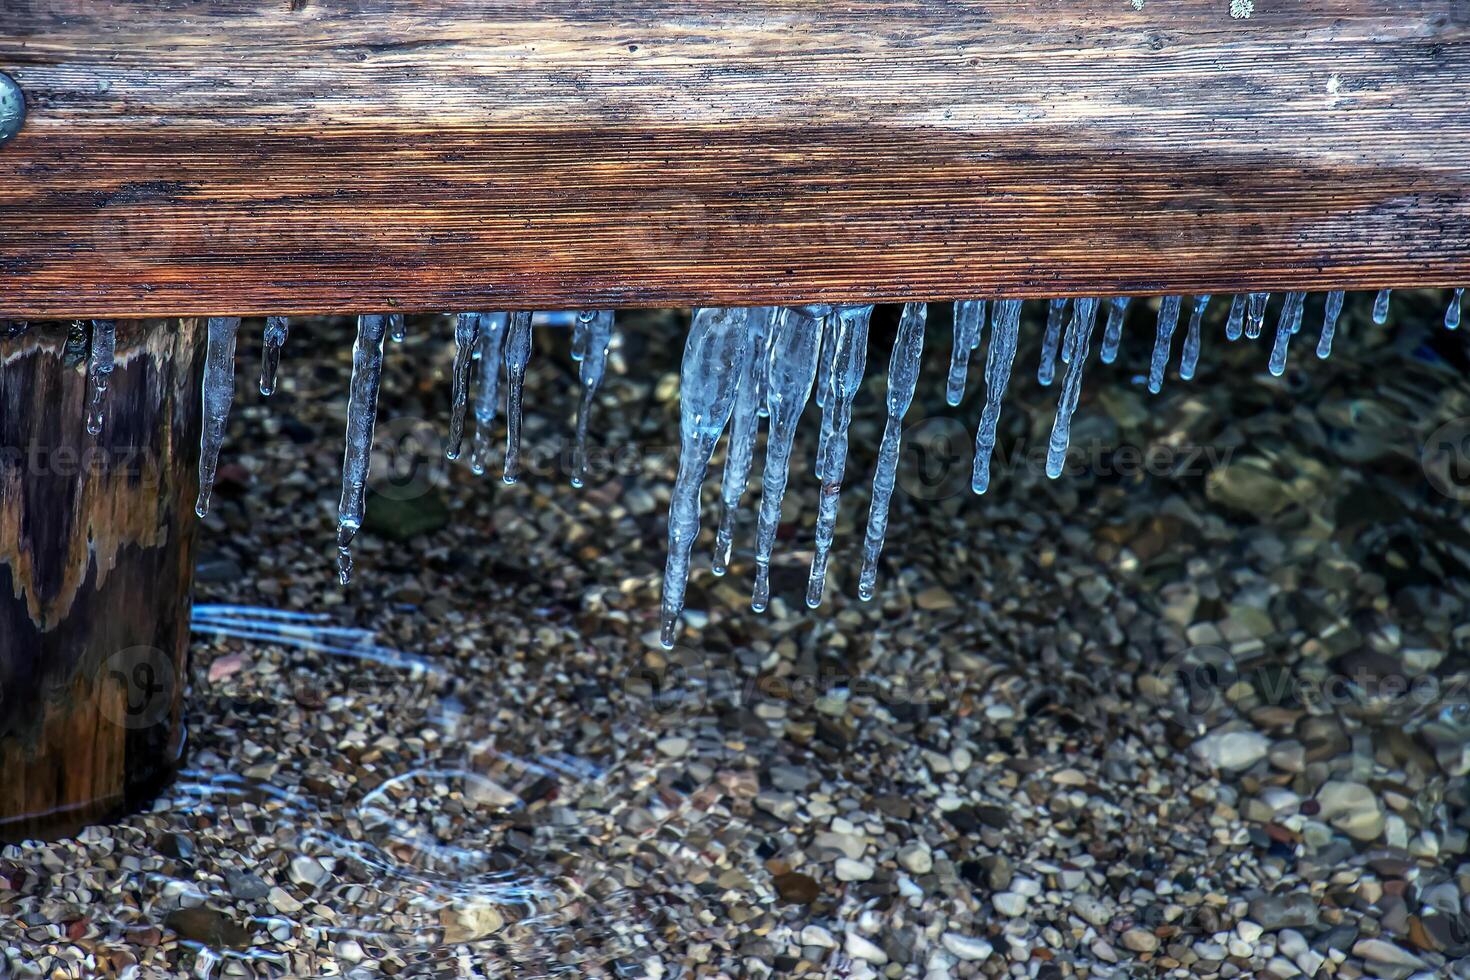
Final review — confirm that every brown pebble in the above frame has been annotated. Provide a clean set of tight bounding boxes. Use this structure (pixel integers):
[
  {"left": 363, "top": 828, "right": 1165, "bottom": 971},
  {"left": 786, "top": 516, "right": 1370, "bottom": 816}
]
[{"left": 773, "top": 872, "right": 820, "bottom": 904}]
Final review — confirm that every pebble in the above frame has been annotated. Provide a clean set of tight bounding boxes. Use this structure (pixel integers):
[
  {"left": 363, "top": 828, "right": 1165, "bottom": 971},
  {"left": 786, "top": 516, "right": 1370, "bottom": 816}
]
[
  {"left": 835, "top": 858, "right": 875, "bottom": 882},
  {"left": 266, "top": 887, "right": 302, "bottom": 914},
  {"left": 1121, "top": 928, "right": 1159, "bottom": 953},
  {"left": 940, "top": 932, "right": 993, "bottom": 961},
  {"left": 992, "top": 892, "right": 1027, "bottom": 917},
  {"left": 1193, "top": 730, "right": 1270, "bottom": 771},
  {"left": 897, "top": 843, "right": 933, "bottom": 875},
  {"left": 845, "top": 931, "right": 889, "bottom": 965}
]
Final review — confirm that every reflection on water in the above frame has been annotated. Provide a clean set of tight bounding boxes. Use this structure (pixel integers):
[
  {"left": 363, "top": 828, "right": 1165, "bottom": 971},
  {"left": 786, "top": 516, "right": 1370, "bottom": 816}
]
[{"left": 135, "top": 605, "right": 641, "bottom": 977}]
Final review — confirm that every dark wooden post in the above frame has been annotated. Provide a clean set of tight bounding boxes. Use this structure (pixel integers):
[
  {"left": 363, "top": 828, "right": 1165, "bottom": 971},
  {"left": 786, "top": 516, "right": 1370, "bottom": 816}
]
[{"left": 0, "top": 318, "right": 202, "bottom": 843}]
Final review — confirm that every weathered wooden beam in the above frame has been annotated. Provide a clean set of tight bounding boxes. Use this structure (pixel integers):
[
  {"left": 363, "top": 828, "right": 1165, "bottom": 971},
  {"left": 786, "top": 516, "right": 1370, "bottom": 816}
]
[
  {"left": 0, "top": 1, "right": 1465, "bottom": 317},
  {"left": 0, "top": 318, "right": 201, "bottom": 843}
]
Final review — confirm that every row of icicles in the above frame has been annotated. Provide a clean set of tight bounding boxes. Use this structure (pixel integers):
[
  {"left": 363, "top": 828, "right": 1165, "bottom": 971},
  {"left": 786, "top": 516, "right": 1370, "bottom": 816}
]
[{"left": 73, "top": 288, "right": 1464, "bottom": 648}]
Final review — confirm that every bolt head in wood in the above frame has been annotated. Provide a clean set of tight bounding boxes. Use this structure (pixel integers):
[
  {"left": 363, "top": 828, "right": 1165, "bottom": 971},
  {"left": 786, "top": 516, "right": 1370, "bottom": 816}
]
[{"left": 0, "top": 71, "right": 25, "bottom": 146}]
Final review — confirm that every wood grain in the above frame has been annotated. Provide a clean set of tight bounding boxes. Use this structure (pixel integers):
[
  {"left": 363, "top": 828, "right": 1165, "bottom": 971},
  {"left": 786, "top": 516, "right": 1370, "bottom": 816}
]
[
  {"left": 0, "top": 318, "right": 201, "bottom": 843},
  {"left": 0, "top": 1, "right": 1466, "bottom": 317}
]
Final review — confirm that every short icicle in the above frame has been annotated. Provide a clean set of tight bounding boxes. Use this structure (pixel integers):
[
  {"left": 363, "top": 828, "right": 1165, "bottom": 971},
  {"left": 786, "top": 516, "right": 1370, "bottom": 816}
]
[
  {"left": 336, "top": 314, "right": 390, "bottom": 585},
  {"left": 445, "top": 313, "right": 482, "bottom": 460},
  {"left": 1226, "top": 295, "right": 1246, "bottom": 341},
  {"left": 572, "top": 310, "right": 616, "bottom": 488},
  {"left": 1146, "top": 296, "right": 1183, "bottom": 394},
  {"left": 85, "top": 319, "right": 116, "bottom": 436},
  {"left": 1446, "top": 289, "right": 1463, "bottom": 330},
  {"left": 1373, "top": 288, "right": 1392, "bottom": 325},
  {"left": 814, "top": 308, "right": 837, "bottom": 410},
  {"left": 1180, "top": 296, "right": 1209, "bottom": 381},
  {"left": 501, "top": 311, "right": 534, "bottom": 484},
  {"left": 805, "top": 304, "right": 874, "bottom": 609},
  {"left": 858, "top": 302, "right": 926, "bottom": 601},
  {"left": 470, "top": 313, "right": 509, "bottom": 476},
  {"left": 659, "top": 307, "right": 751, "bottom": 648},
  {"left": 1269, "top": 291, "right": 1306, "bottom": 376},
  {"left": 712, "top": 307, "right": 776, "bottom": 575},
  {"left": 196, "top": 316, "right": 242, "bottom": 518},
  {"left": 571, "top": 310, "right": 592, "bottom": 362},
  {"left": 1046, "top": 298, "right": 1100, "bottom": 479},
  {"left": 970, "top": 299, "right": 1022, "bottom": 494},
  {"left": 1245, "top": 293, "right": 1270, "bottom": 339},
  {"left": 388, "top": 314, "right": 407, "bottom": 344},
  {"left": 1318, "top": 291, "right": 1344, "bottom": 359},
  {"left": 1100, "top": 296, "right": 1131, "bottom": 364},
  {"left": 947, "top": 300, "right": 986, "bottom": 405},
  {"left": 260, "top": 316, "right": 289, "bottom": 396},
  {"left": 1038, "top": 298, "right": 1068, "bottom": 386},
  {"left": 752, "top": 306, "right": 825, "bottom": 614}
]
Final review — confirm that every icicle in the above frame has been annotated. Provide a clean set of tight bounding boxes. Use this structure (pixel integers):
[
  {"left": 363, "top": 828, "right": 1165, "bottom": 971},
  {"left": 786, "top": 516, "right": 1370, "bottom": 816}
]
[
  {"left": 85, "top": 319, "right": 116, "bottom": 436},
  {"left": 1372, "top": 288, "right": 1392, "bottom": 325},
  {"left": 501, "top": 312, "right": 533, "bottom": 485},
  {"left": 814, "top": 308, "right": 836, "bottom": 409},
  {"left": 571, "top": 310, "right": 616, "bottom": 488},
  {"left": 195, "top": 316, "right": 241, "bottom": 518},
  {"left": 1046, "top": 298, "right": 1100, "bottom": 479},
  {"left": 1244, "top": 292, "right": 1270, "bottom": 339},
  {"left": 858, "top": 302, "right": 926, "bottom": 601},
  {"left": 1180, "top": 296, "right": 1209, "bottom": 382},
  {"left": 1446, "top": 289, "right": 1463, "bottom": 330},
  {"left": 444, "top": 313, "right": 482, "bottom": 460},
  {"left": 470, "top": 313, "right": 509, "bottom": 476},
  {"left": 1146, "top": 296, "right": 1183, "bottom": 394},
  {"left": 806, "top": 304, "right": 873, "bottom": 609},
  {"left": 1318, "top": 291, "right": 1344, "bottom": 359},
  {"left": 970, "top": 299, "right": 1022, "bottom": 494},
  {"left": 1269, "top": 291, "right": 1305, "bottom": 376},
  {"left": 260, "top": 316, "right": 289, "bottom": 397},
  {"left": 712, "top": 307, "right": 775, "bottom": 575},
  {"left": 752, "top": 306, "right": 825, "bottom": 614},
  {"left": 571, "top": 310, "right": 593, "bottom": 362},
  {"left": 754, "top": 312, "right": 777, "bottom": 419},
  {"left": 947, "top": 300, "right": 986, "bottom": 405},
  {"left": 1100, "top": 296, "right": 1131, "bottom": 364},
  {"left": 388, "top": 314, "right": 407, "bottom": 344},
  {"left": 1226, "top": 295, "right": 1246, "bottom": 341},
  {"left": 660, "top": 307, "right": 751, "bottom": 648},
  {"left": 1038, "top": 298, "right": 1068, "bottom": 386},
  {"left": 335, "top": 314, "right": 389, "bottom": 585}
]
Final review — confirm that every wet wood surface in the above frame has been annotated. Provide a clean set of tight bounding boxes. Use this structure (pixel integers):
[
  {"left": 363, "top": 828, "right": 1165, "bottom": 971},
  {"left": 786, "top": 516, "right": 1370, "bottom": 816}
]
[
  {"left": 0, "top": 318, "right": 202, "bottom": 843},
  {"left": 0, "top": 1, "right": 1465, "bottom": 317}
]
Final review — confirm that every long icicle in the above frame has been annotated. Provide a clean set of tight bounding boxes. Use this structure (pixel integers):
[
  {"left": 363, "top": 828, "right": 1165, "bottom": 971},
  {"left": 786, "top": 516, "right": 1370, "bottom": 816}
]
[
  {"left": 1100, "top": 296, "right": 1131, "bottom": 364},
  {"left": 805, "top": 304, "right": 873, "bottom": 608},
  {"left": 1146, "top": 296, "right": 1183, "bottom": 394},
  {"left": 1269, "top": 291, "right": 1306, "bottom": 376},
  {"left": 572, "top": 310, "right": 616, "bottom": 488},
  {"left": 1244, "top": 292, "right": 1270, "bottom": 339},
  {"left": 1318, "top": 291, "right": 1344, "bottom": 358},
  {"left": 470, "top": 313, "right": 509, "bottom": 476},
  {"left": 1038, "top": 298, "right": 1068, "bottom": 386},
  {"left": 196, "top": 316, "right": 241, "bottom": 517},
  {"left": 970, "top": 299, "right": 1022, "bottom": 494},
  {"left": 858, "top": 302, "right": 926, "bottom": 601},
  {"left": 85, "top": 319, "right": 116, "bottom": 436},
  {"left": 712, "top": 307, "right": 776, "bottom": 575},
  {"left": 1373, "top": 288, "right": 1392, "bottom": 325},
  {"left": 445, "top": 313, "right": 482, "bottom": 460},
  {"left": 1446, "top": 289, "right": 1463, "bottom": 330},
  {"left": 1046, "top": 298, "right": 1100, "bottom": 479},
  {"left": 1226, "top": 295, "right": 1246, "bottom": 341},
  {"left": 947, "top": 300, "right": 986, "bottom": 405},
  {"left": 260, "top": 316, "right": 289, "bottom": 396},
  {"left": 1180, "top": 296, "right": 1209, "bottom": 381},
  {"left": 752, "top": 306, "right": 825, "bottom": 614},
  {"left": 501, "top": 311, "right": 533, "bottom": 485},
  {"left": 660, "top": 307, "right": 751, "bottom": 648},
  {"left": 336, "top": 314, "right": 389, "bottom": 585}
]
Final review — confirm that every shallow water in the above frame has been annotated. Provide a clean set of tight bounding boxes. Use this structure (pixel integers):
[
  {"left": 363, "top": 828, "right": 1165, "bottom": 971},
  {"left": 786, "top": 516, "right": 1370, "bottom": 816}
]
[{"left": 6, "top": 294, "right": 1470, "bottom": 978}]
